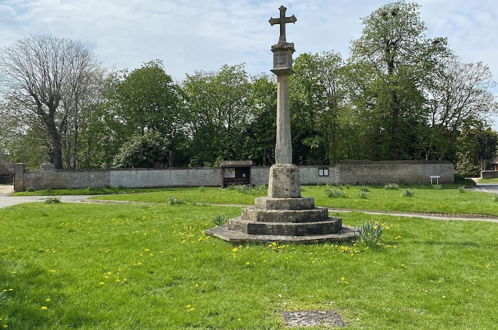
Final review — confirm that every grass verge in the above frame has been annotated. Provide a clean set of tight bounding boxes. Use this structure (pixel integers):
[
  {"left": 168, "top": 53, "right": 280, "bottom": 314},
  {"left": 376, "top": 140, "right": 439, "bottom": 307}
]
[
  {"left": 88, "top": 185, "right": 498, "bottom": 217},
  {"left": 0, "top": 203, "right": 497, "bottom": 328}
]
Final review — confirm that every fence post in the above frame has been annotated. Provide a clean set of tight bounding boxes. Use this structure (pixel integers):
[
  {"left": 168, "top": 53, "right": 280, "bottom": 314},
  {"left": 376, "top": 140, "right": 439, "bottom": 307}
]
[{"left": 14, "top": 163, "right": 25, "bottom": 192}]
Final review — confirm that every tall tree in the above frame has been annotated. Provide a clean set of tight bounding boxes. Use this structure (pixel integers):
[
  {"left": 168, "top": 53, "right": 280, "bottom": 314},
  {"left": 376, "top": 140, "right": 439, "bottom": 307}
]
[
  {"left": 290, "top": 52, "right": 346, "bottom": 164},
  {"left": 183, "top": 64, "right": 252, "bottom": 166},
  {"left": 424, "top": 56, "right": 498, "bottom": 160},
  {"left": 350, "top": 1, "right": 448, "bottom": 159},
  {"left": 89, "top": 60, "right": 184, "bottom": 167},
  {"left": 1, "top": 35, "right": 101, "bottom": 169}
]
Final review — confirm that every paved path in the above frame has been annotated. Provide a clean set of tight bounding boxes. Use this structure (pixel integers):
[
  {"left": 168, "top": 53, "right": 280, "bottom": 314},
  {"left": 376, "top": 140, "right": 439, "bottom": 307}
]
[{"left": 470, "top": 183, "right": 498, "bottom": 194}]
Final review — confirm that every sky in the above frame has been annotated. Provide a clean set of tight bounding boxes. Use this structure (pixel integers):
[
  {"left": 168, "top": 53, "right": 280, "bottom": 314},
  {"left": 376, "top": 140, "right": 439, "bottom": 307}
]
[{"left": 0, "top": 0, "right": 497, "bottom": 126}]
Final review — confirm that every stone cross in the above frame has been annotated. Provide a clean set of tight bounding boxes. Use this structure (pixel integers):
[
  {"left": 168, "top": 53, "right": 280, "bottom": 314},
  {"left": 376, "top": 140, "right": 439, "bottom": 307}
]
[{"left": 269, "top": 5, "right": 297, "bottom": 44}]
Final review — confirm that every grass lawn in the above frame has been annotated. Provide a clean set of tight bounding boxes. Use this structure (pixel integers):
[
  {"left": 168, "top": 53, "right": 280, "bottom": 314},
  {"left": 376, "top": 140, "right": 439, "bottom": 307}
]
[
  {"left": 86, "top": 185, "right": 498, "bottom": 217},
  {"left": 0, "top": 202, "right": 497, "bottom": 328},
  {"left": 477, "top": 178, "right": 498, "bottom": 184}
]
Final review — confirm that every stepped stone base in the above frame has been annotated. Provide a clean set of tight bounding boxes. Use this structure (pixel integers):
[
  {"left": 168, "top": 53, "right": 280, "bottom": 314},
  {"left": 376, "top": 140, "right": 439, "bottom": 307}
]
[
  {"left": 205, "top": 224, "right": 358, "bottom": 243},
  {"left": 205, "top": 163, "right": 357, "bottom": 243}
]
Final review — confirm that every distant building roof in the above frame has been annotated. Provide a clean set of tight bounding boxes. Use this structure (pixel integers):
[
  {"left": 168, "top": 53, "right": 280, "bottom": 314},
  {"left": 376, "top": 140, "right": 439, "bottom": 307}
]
[{"left": 220, "top": 160, "right": 253, "bottom": 167}]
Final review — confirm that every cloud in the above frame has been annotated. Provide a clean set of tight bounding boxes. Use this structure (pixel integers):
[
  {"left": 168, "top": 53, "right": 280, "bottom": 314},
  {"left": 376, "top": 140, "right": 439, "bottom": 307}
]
[{"left": 0, "top": 0, "right": 497, "bottom": 126}]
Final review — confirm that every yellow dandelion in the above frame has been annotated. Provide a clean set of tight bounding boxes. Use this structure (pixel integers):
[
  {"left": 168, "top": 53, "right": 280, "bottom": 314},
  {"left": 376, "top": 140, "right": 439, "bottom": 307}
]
[
  {"left": 232, "top": 247, "right": 238, "bottom": 252},
  {"left": 45, "top": 298, "right": 51, "bottom": 302},
  {"left": 99, "top": 282, "right": 105, "bottom": 285},
  {"left": 3, "top": 325, "right": 8, "bottom": 328},
  {"left": 41, "top": 306, "right": 48, "bottom": 310}
]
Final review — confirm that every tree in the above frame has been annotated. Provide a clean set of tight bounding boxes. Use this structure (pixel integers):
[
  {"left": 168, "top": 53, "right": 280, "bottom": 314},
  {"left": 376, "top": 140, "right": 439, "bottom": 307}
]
[
  {"left": 242, "top": 75, "right": 277, "bottom": 165},
  {"left": 455, "top": 124, "right": 498, "bottom": 177},
  {"left": 424, "top": 56, "right": 498, "bottom": 160},
  {"left": 290, "top": 52, "right": 346, "bottom": 164},
  {"left": 113, "top": 131, "right": 170, "bottom": 168},
  {"left": 183, "top": 64, "right": 252, "bottom": 166},
  {"left": 1, "top": 35, "right": 101, "bottom": 169},
  {"left": 350, "top": 1, "right": 449, "bottom": 159},
  {"left": 85, "top": 60, "right": 184, "bottom": 167}
]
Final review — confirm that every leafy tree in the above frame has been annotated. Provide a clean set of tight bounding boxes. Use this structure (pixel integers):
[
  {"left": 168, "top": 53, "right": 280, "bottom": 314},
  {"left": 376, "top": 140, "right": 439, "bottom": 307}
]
[
  {"left": 242, "top": 75, "right": 277, "bottom": 165},
  {"left": 455, "top": 123, "right": 498, "bottom": 177},
  {"left": 113, "top": 131, "right": 170, "bottom": 168},
  {"left": 350, "top": 1, "right": 449, "bottom": 159},
  {"left": 183, "top": 64, "right": 252, "bottom": 166},
  {"left": 290, "top": 52, "right": 346, "bottom": 164},
  {"left": 85, "top": 60, "right": 184, "bottom": 167}
]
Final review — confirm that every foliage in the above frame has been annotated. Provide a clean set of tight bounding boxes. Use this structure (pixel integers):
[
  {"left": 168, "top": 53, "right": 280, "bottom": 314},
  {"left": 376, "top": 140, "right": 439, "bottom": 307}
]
[
  {"left": 167, "top": 197, "right": 185, "bottom": 205},
  {"left": 324, "top": 187, "right": 347, "bottom": 198},
  {"left": 458, "top": 186, "right": 466, "bottom": 193},
  {"left": 357, "top": 221, "right": 383, "bottom": 247},
  {"left": 455, "top": 123, "right": 498, "bottom": 177},
  {"left": 113, "top": 132, "right": 169, "bottom": 168},
  {"left": 358, "top": 191, "right": 369, "bottom": 199},
  {"left": 384, "top": 183, "right": 399, "bottom": 190},
  {"left": 402, "top": 189, "right": 415, "bottom": 197},
  {"left": 359, "top": 185, "right": 369, "bottom": 192},
  {"left": 453, "top": 174, "right": 476, "bottom": 187},
  {"left": 183, "top": 64, "right": 252, "bottom": 166},
  {"left": 44, "top": 197, "right": 61, "bottom": 204},
  {"left": 1, "top": 35, "right": 102, "bottom": 169},
  {"left": 211, "top": 215, "right": 229, "bottom": 226}
]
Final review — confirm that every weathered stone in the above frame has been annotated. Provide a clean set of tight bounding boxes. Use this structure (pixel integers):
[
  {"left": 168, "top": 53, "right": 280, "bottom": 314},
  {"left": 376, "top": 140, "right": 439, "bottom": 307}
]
[
  {"left": 228, "top": 217, "right": 342, "bottom": 236},
  {"left": 242, "top": 207, "right": 328, "bottom": 223},
  {"left": 268, "top": 164, "right": 300, "bottom": 198},
  {"left": 205, "top": 224, "right": 358, "bottom": 243},
  {"left": 255, "top": 197, "right": 314, "bottom": 210}
]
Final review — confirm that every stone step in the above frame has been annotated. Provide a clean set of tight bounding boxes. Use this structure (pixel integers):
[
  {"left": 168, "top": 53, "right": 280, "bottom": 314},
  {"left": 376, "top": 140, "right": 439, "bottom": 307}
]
[
  {"left": 241, "top": 206, "right": 329, "bottom": 223},
  {"left": 255, "top": 197, "right": 315, "bottom": 210},
  {"left": 228, "top": 217, "right": 342, "bottom": 236},
  {"left": 205, "top": 224, "right": 358, "bottom": 243}
]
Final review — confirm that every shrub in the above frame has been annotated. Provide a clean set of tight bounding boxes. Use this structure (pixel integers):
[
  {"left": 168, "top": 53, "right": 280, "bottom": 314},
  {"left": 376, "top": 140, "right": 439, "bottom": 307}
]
[
  {"left": 384, "top": 183, "right": 399, "bottom": 190},
  {"left": 458, "top": 186, "right": 466, "bottom": 193},
  {"left": 212, "top": 215, "right": 229, "bottom": 226},
  {"left": 359, "top": 191, "right": 369, "bottom": 199},
  {"left": 325, "top": 187, "right": 347, "bottom": 198},
  {"left": 168, "top": 197, "right": 184, "bottom": 205},
  {"left": 359, "top": 185, "right": 369, "bottom": 192},
  {"left": 113, "top": 131, "right": 170, "bottom": 168},
  {"left": 44, "top": 197, "right": 61, "bottom": 204},
  {"left": 454, "top": 174, "right": 477, "bottom": 187},
  {"left": 402, "top": 189, "right": 415, "bottom": 197},
  {"left": 357, "top": 221, "right": 383, "bottom": 247}
]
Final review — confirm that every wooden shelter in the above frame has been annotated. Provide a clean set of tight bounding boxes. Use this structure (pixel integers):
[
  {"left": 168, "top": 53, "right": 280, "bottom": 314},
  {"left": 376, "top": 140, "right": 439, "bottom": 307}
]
[{"left": 220, "top": 160, "right": 253, "bottom": 187}]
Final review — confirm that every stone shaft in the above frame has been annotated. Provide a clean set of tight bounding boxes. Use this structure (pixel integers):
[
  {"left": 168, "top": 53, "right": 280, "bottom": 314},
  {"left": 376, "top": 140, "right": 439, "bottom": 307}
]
[
  {"left": 268, "top": 164, "right": 300, "bottom": 198},
  {"left": 275, "top": 74, "right": 292, "bottom": 164}
]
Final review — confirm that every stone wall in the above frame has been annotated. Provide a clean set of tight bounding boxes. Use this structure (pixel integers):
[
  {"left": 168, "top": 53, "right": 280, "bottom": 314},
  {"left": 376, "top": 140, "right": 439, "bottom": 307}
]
[
  {"left": 337, "top": 161, "right": 454, "bottom": 185},
  {"left": 481, "top": 170, "right": 498, "bottom": 179},
  {"left": 14, "top": 161, "right": 454, "bottom": 192}
]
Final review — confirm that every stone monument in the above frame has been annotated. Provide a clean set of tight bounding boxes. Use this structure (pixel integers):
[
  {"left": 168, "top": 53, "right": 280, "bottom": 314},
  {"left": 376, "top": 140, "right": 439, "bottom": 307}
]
[{"left": 206, "top": 6, "right": 358, "bottom": 243}]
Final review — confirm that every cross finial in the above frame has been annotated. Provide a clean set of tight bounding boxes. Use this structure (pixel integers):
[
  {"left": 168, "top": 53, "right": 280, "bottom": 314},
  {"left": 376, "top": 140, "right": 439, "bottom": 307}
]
[{"left": 269, "top": 5, "right": 297, "bottom": 44}]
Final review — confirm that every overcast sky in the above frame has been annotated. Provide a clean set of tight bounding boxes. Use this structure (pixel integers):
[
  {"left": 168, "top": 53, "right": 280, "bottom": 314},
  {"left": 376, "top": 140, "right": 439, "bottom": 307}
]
[{"left": 1, "top": 0, "right": 497, "bottom": 126}]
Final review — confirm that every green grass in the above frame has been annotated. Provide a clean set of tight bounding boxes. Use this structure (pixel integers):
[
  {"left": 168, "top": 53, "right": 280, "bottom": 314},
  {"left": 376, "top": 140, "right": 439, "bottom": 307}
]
[
  {"left": 12, "top": 187, "right": 178, "bottom": 196},
  {"left": 89, "top": 185, "right": 498, "bottom": 217},
  {"left": 477, "top": 178, "right": 498, "bottom": 184},
  {"left": 0, "top": 203, "right": 496, "bottom": 328}
]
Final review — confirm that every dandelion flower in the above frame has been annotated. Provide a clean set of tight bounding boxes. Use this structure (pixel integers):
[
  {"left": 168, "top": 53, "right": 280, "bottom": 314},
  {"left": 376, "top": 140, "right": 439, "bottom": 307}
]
[{"left": 41, "top": 306, "right": 48, "bottom": 310}]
